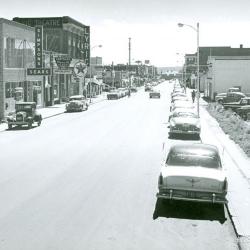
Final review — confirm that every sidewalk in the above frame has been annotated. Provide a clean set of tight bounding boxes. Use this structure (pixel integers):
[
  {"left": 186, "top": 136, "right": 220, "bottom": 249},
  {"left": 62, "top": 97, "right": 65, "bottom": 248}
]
[
  {"left": 198, "top": 95, "right": 250, "bottom": 249},
  {"left": 0, "top": 92, "right": 107, "bottom": 132}
]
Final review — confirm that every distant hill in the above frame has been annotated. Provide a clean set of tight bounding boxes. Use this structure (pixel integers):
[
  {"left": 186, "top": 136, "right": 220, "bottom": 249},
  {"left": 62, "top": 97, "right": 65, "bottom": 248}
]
[{"left": 158, "top": 67, "right": 182, "bottom": 75}]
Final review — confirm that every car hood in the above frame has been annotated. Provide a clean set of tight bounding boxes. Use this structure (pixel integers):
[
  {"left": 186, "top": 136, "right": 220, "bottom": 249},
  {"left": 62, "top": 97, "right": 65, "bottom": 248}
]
[{"left": 171, "top": 117, "right": 200, "bottom": 126}]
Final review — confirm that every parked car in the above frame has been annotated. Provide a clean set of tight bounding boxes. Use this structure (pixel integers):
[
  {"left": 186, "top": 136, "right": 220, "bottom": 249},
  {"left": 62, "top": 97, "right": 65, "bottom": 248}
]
[
  {"left": 107, "top": 90, "right": 121, "bottom": 100},
  {"left": 221, "top": 92, "right": 246, "bottom": 104},
  {"left": 149, "top": 90, "right": 161, "bottom": 98},
  {"left": 145, "top": 85, "right": 153, "bottom": 92},
  {"left": 236, "top": 105, "right": 250, "bottom": 120},
  {"left": 130, "top": 87, "right": 137, "bottom": 92},
  {"left": 157, "top": 143, "right": 228, "bottom": 204},
  {"left": 215, "top": 87, "right": 242, "bottom": 103},
  {"left": 171, "top": 92, "right": 187, "bottom": 99},
  {"left": 168, "top": 108, "right": 197, "bottom": 122},
  {"left": 171, "top": 95, "right": 189, "bottom": 103},
  {"left": 66, "top": 95, "right": 89, "bottom": 112},
  {"left": 222, "top": 97, "right": 250, "bottom": 111},
  {"left": 170, "top": 100, "right": 195, "bottom": 112},
  {"left": 169, "top": 112, "right": 200, "bottom": 138},
  {"left": 7, "top": 102, "right": 42, "bottom": 129}
]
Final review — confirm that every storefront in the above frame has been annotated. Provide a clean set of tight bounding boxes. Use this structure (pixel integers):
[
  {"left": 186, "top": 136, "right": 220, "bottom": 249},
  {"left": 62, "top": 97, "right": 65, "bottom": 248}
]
[{"left": 0, "top": 18, "right": 44, "bottom": 121}]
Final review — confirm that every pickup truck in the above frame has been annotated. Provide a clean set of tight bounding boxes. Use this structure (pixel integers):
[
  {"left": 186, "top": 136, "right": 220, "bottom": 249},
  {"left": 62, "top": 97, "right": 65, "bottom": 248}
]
[
  {"left": 223, "top": 97, "right": 250, "bottom": 111},
  {"left": 221, "top": 92, "right": 246, "bottom": 104}
]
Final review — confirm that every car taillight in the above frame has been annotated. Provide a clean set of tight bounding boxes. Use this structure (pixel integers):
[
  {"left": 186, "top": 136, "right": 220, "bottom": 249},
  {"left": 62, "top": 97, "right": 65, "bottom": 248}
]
[{"left": 223, "top": 178, "right": 228, "bottom": 192}]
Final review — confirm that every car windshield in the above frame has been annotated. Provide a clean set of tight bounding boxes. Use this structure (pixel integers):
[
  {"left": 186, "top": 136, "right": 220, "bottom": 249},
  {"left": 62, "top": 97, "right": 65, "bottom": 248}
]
[
  {"left": 166, "top": 153, "right": 221, "bottom": 169},
  {"left": 16, "top": 104, "right": 32, "bottom": 111},
  {"left": 70, "top": 97, "right": 83, "bottom": 101}
]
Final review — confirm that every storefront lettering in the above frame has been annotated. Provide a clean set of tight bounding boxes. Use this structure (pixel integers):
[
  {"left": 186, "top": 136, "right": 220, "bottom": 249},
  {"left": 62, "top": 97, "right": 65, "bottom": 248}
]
[{"left": 35, "top": 26, "right": 43, "bottom": 68}]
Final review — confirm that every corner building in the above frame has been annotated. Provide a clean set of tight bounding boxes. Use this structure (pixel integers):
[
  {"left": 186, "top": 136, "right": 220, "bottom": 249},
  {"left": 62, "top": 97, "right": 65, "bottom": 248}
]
[
  {"left": 13, "top": 16, "right": 90, "bottom": 105},
  {"left": 0, "top": 18, "right": 43, "bottom": 121}
]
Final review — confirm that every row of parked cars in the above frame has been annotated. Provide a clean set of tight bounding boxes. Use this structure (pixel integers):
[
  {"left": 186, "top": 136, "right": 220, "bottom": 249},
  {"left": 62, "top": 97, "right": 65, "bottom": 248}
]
[
  {"left": 215, "top": 87, "right": 250, "bottom": 120},
  {"left": 156, "top": 82, "right": 227, "bottom": 207},
  {"left": 168, "top": 85, "right": 200, "bottom": 139}
]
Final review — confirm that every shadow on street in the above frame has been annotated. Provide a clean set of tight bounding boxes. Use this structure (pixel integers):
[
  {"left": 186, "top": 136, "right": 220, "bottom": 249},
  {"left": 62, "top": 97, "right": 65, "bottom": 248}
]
[{"left": 153, "top": 198, "right": 227, "bottom": 224}]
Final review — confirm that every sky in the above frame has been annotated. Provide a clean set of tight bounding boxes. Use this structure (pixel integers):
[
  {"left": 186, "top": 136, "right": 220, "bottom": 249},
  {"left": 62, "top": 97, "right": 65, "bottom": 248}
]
[{"left": 2, "top": 0, "right": 250, "bottom": 66}]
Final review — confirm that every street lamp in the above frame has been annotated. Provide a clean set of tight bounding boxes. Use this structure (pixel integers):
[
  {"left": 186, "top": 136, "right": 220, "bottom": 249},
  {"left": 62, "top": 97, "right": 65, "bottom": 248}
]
[
  {"left": 178, "top": 22, "right": 200, "bottom": 117},
  {"left": 89, "top": 44, "right": 102, "bottom": 102}
]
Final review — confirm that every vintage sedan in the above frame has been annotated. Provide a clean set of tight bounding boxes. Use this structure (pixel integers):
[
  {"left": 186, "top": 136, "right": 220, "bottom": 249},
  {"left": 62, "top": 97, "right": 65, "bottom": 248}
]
[
  {"left": 170, "top": 100, "right": 195, "bottom": 112},
  {"left": 168, "top": 107, "right": 197, "bottom": 122},
  {"left": 169, "top": 111, "right": 200, "bottom": 138},
  {"left": 66, "top": 95, "right": 89, "bottom": 112},
  {"left": 157, "top": 143, "right": 228, "bottom": 204},
  {"left": 149, "top": 89, "right": 161, "bottom": 98},
  {"left": 7, "top": 102, "right": 42, "bottom": 129},
  {"left": 171, "top": 95, "right": 189, "bottom": 103},
  {"left": 107, "top": 89, "right": 121, "bottom": 100}
]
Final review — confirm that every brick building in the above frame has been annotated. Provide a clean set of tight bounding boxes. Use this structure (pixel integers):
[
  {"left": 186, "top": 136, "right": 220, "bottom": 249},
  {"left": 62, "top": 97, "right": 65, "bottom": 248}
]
[
  {"left": 13, "top": 16, "right": 90, "bottom": 104},
  {"left": 0, "top": 18, "right": 43, "bottom": 121}
]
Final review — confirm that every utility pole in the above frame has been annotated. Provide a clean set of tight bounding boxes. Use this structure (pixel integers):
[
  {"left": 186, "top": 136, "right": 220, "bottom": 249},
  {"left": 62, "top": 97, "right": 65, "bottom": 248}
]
[{"left": 129, "top": 37, "right": 131, "bottom": 89}]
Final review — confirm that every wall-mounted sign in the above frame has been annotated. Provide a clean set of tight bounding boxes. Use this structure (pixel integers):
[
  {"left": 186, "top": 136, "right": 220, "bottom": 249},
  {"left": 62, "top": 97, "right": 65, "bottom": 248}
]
[
  {"left": 13, "top": 17, "right": 63, "bottom": 28},
  {"left": 27, "top": 68, "right": 51, "bottom": 75},
  {"left": 35, "top": 26, "right": 43, "bottom": 68},
  {"left": 73, "top": 61, "right": 87, "bottom": 78},
  {"left": 83, "top": 26, "right": 90, "bottom": 66},
  {"left": 55, "top": 56, "right": 72, "bottom": 69},
  {"left": 54, "top": 69, "right": 72, "bottom": 74}
]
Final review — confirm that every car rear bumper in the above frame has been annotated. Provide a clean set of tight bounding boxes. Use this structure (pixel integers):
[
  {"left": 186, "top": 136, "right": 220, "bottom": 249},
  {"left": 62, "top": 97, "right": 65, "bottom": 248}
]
[
  {"left": 157, "top": 189, "right": 227, "bottom": 204},
  {"left": 169, "top": 129, "right": 200, "bottom": 135}
]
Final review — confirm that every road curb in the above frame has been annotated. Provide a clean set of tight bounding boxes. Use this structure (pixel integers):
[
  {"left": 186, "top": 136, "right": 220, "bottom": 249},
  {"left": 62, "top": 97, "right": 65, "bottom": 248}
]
[{"left": 43, "top": 97, "right": 106, "bottom": 119}]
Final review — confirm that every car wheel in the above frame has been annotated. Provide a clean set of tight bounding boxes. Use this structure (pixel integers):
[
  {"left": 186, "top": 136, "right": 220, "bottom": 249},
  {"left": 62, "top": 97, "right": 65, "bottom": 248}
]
[
  {"left": 8, "top": 124, "right": 12, "bottom": 130},
  {"left": 37, "top": 119, "right": 41, "bottom": 126},
  {"left": 218, "top": 100, "right": 223, "bottom": 104}
]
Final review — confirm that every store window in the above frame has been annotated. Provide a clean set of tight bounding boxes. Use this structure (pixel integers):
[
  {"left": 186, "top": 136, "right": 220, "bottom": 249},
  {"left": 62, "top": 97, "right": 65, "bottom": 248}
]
[{"left": 4, "top": 37, "right": 35, "bottom": 68}]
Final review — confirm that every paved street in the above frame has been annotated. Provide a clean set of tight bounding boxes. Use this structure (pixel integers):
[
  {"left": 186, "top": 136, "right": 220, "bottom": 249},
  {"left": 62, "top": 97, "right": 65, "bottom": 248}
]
[{"left": 0, "top": 82, "right": 239, "bottom": 250}]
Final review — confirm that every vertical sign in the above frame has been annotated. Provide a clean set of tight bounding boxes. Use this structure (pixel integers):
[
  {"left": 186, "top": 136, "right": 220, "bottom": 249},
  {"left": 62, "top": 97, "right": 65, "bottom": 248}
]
[
  {"left": 35, "top": 26, "right": 43, "bottom": 68},
  {"left": 83, "top": 26, "right": 90, "bottom": 66}
]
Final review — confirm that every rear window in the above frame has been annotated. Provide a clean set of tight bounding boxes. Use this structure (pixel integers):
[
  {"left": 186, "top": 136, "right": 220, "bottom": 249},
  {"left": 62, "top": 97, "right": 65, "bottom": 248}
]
[{"left": 166, "top": 153, "right": 221, "bottom": 169}]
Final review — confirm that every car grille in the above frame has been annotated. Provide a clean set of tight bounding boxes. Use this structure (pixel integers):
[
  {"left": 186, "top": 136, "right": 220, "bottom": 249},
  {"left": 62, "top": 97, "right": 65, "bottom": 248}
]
[{"left": 16, "top": 114, "right": 23, "bottom": 121}]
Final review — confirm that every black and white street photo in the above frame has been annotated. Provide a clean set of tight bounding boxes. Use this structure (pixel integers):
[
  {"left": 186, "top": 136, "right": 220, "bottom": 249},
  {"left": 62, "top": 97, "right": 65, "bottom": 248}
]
[{"left": 0, "top": 1, "right": 250, "bottom": 249}]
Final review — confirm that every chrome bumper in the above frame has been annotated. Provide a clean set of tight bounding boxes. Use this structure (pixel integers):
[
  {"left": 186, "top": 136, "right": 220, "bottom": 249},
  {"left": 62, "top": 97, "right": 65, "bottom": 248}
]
[
  {"left": 8, "top": 121, "right": 28, "bottom": 125},
  {"left": 170, "top": 129, "right": 200, "bottom": 135},
  {"left": 157, "top": 191, "right": 227, "bottom": 204}
]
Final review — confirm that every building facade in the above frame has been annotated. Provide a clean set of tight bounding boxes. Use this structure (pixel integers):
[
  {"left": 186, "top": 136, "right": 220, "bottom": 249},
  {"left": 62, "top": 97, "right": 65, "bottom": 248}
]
[
  {"left": 0, "top": 18, "right": 44, "bottom": 121},
  {"left": 205, "top": 56, "right": 250, "bottom": 100},
  {"left": 13, "top": 16, "right": 90, "bottom": 104}
]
